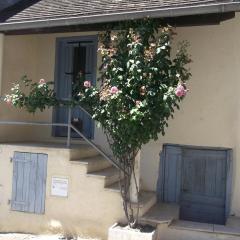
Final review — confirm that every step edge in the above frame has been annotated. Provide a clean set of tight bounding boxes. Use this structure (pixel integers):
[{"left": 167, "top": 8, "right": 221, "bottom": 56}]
[{"left": 86, "top": 168, "right": 119, "bottom": 179}]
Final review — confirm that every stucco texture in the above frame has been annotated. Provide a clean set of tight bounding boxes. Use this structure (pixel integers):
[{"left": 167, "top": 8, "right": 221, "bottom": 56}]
[
  {"left": 141, "top": 13, "right": 240, "bottom": 217},
  {"left": 0, "top": 144, "right": 124, "bottom": 239}
]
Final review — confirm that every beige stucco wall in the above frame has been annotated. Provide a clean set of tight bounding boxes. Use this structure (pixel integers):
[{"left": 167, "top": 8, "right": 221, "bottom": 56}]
[
  {"left": 0, "top": 30, "right": 111, "bottom": 152},
  {"left": 141, "top": 13, "right": 240, "bottom": 217},
  {"left": 0, "top": 11, "right": 240, "bottom": 227},
  {"left": 0, "top": 144, "right": 124, "bottom": 239}
]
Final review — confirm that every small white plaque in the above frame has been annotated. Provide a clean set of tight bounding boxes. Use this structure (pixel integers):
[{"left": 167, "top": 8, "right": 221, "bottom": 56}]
[{"left": 51, "top": 177, "right": 69, "bottom": 197}]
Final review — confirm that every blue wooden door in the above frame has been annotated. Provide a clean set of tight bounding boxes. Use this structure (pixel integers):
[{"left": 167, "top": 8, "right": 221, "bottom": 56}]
[
  {"left": 180, "top": 148, "right": 227, "bottom": 224},
  {"left": 54, "top": 36, "right": 97, "bottom": 139},
  {"left": 157, "top": 145, "right": 229, "bottom": 225}
]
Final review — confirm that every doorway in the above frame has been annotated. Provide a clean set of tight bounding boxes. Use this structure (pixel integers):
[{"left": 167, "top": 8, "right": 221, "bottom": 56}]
[
  {"left": 157, "top": 144, "right": 232, "bottom": 225},
  {"left": 53, "top": 35, "right": 97, "bottom": 139}
]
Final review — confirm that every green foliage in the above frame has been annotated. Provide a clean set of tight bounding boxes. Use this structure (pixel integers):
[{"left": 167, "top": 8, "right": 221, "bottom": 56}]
[
  {"left": 4, "top": 19, "right": 191, "bottom": 161},
  {"left": 4, "top": 76, "right": 57, "bottom": 113},
  {"left": 84, "top": 19, "right": 191, "bottom": 159}
]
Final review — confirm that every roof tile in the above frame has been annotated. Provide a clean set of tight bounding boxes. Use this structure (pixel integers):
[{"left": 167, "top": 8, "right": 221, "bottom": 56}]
[{"left": 3, "top": 0, "right": 237, "bottom": 23}]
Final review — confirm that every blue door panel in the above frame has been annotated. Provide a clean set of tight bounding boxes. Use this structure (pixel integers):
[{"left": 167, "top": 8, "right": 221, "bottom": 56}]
[
  {"left": 158, "top": 145, "right": 229, "bottom": 225},
  {"left": 53, "top": 37, "right": 97, "bottom": 139}
]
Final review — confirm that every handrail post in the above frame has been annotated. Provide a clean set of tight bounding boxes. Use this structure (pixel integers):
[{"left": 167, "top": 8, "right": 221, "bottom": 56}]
[{"left": 67, "top": 107, "right": 71, "bottom": 148}]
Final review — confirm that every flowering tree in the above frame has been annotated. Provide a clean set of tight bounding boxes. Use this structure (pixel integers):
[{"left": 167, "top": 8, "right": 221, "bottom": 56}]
[{"left": 4, "top": 19, "right": 191, "bottom": 227}]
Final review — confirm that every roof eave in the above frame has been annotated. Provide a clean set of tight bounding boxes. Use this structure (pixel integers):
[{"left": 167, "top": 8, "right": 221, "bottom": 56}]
[{"left": 0, "top": 2, "right": 239, "bottom": 32}]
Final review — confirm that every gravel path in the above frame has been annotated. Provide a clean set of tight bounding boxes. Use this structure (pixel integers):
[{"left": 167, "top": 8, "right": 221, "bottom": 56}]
[{"left": 0, "top": 234, "right": 99, "bottom": 240}]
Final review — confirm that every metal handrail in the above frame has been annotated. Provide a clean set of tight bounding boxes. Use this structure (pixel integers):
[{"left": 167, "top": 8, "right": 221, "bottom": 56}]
[{"left": 0, "top": 117, "right": 124, "bottom": 172}]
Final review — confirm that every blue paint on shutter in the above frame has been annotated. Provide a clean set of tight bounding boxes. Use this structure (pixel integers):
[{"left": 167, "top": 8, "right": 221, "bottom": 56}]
[
  {"left": 11, "top": 152, "right": 48, "bottom": 214},
  {"left": 11, "top": 152, "right": 30, "bottom": 212},
  {"left": 157, "top": 145, "right": 182, "bottom": 203},
  {"left": 28, "top": 153, "right": 38, "bottom": 213},
  {"left": 34, "top": 154, "right": 47, "bottom": 214}
]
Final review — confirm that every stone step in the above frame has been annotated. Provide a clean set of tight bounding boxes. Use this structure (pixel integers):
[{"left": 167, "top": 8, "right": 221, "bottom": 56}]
[
  {"left": 70, "top": 144, "right": 99, "bottom": 160},
  {"left": 135, "top": 191, "right": 157, "bottom": 217},
  {"left": 105, "top": 186, "right": 157, "bottom": 217},
  {"left": 161, "top": 219, "right": 240, "bottom": 240},
  {"left": 70, "top": 155, "right": 112, "bottom": 173},
  {"left": 140, "top": 203, "right": 179, "bottom": 227},
  {"left": 105, "top": 181, "right": 120, "bottom": 192},
  {"left": 87, "top": 166, "right": 120, "bottom": 186}
]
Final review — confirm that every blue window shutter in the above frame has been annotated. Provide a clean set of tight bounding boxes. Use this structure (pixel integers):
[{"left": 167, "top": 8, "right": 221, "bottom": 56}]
[
  {"left": 28, "top": 153, "right": 38, "bottom": 213},
  {"left": 11, "top": 152, "right": 32, "bottom": 212},
  {"left": 34, "top": 154, "right": 47, "bottom": 214},
  {"left": 11, "top": 152, "right": 47, "bottom": 214}
]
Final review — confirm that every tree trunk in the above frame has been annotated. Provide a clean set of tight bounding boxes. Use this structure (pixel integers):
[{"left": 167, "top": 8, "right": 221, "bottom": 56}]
[{"left": 130, "top": 151, "right": 140, "bottom": 203}]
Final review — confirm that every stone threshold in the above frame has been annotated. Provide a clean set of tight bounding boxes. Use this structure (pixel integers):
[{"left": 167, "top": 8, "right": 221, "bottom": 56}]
[
  {"left": 140, "top": 203, "right": 179, "bottom": 225},
  {"left": 141, "top": 203, "right": 240, "bottom": 237},
  {"left": 170, "top": 218, "right": 240, "bottom": 237}
]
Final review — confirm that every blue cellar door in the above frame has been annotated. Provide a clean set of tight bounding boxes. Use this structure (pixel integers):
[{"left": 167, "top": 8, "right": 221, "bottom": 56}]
[{"left": 157, "top": 145, "right": 228, "bottom": 225}]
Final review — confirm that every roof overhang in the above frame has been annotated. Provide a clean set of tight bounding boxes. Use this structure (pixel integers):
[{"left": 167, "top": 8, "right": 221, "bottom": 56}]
[{"left": 0, "top": 2, "right": 239, "bottom": 32}]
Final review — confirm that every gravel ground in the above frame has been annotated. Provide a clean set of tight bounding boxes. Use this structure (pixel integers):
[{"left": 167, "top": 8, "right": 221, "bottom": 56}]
[{"left": 0, "top": 234, "right": 99, "bottom": 240}]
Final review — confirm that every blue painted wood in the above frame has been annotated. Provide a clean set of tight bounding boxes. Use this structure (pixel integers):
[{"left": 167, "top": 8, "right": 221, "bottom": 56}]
[
  {"left": 158, "top": 145, "right": 230, "bottom": 225},
  {"left": 54, "top": 36, "right": 97, "bottom": 139},
  {"left": 22, "top": 153, "right": 31, "bottom": 212},
  {"left": 226, "top": 150, "right": 233, "bottom": 218},
  {"left": 34, "top": 154, "right": 47, "bottom": 214},
  {"left": 54, "top": 42, "right": 75, "bottom": 137},
  {"left": 11, "top": 152, "right": 31, "bottom": 212},
  {"left": 157, "top": 150, "right": 165, "bottom": 201},
  {"left": 180, "top": 148, "right": 227, "bottom": 225},
  {"left": 11, "top": 152, "right": 48, "bottom": 214},
  {"left": 28, "top": 153, "right": 38, "bottom": 213},
  {"left": 158, "top": 145, "right": 182, "bottom": 203}
]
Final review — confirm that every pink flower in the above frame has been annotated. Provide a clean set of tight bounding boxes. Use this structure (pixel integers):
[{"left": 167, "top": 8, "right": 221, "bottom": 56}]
[
  {"left": 6, "top": 98, "right": 12, "bottom": 105},
  {"left": 140, "top": 86, "right": 146, "bottom": 96},
  {"left": 110, "top": 86, "right": 119, "bottom": 94},
  {"left": 5, "top": 96, "right": 12, "bottom": 105},
  {"left": 39, "top": 79, "right": 46, "bottom": 84},
  {"left": 84, "top": 81, "right": 91, "bottom": 88},
  {"left": 175, "top": 84, "right": 188, "bottom": 97},
  {"left": 135, "top": 100, "right": 141, "bottom": 107}
]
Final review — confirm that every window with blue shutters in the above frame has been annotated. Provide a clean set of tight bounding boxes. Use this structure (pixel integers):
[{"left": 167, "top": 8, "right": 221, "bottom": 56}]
[{"left": 11, "top": 152, "right": 48, "bottom": 214}]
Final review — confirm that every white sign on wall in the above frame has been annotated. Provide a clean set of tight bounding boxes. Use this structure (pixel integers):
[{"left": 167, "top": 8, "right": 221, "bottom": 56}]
[{"left": 51, "top": 177, "right": 69, "bottom": 197}]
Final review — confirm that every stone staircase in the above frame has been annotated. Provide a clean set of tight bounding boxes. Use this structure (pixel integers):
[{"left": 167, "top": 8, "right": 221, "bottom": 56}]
[
  {"left": 69, "top": 145, "right": 157, "bottom": 217},
  {"left": 0, "top": 142, "right": 156, "bottom": 238}
]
